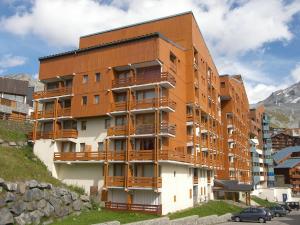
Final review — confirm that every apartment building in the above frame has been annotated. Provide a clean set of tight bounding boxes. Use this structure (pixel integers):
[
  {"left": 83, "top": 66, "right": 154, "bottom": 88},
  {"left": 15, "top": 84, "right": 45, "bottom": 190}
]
[
  {"left": 29, "top": 12, "right": 225, "bottom": 215},
  {"left": 0, "top": 77, "right": 30, "bottom": 121},
  {"left": 249, "top": 105, "right": 274, "bottom": 190},
  {"left": 271, "top": 132, "right": 300, "bottom": 152}
]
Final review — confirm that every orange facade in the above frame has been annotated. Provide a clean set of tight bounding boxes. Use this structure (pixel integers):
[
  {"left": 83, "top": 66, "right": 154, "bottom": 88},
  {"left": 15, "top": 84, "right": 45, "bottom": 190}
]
[{"left": 218, "top": 75, "right": 251, "bottom": 183}]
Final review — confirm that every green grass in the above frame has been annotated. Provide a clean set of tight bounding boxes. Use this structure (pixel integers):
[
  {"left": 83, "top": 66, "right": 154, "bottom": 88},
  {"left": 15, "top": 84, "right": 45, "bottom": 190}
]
[
  {"left": 0, "top": 120, "right": 32, "bottom": 141},
  {"left": 169, "top": 201, "right": 242, "bottom": 220},
  {"left": 251, "top": 196, "right": 277, "bottom": 207},
  {"left": 51, "top": 209, "right": 158, "bottom": 225},
  {"left": 0, "top": 146, "right": 62, "bottom": 186}
]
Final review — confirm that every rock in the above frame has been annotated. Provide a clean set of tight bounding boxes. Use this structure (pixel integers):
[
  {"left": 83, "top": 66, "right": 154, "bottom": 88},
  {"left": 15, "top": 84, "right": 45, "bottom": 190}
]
[
  {"left": 62, "top": 194, "right": 72, "bottom": 205},
  {"left": 80, "top": 195, "right": 89, "bottom": 202},
  {"left": 54, "top": 188, "right": 68, "bottom": 196},
  {"left": 73, "top": 199, "right": 83, "bottom": 211},
  {"left": 17, "top": 183, "right": 27, "bottom": 194},
  {"left": 23, "top": 188, "right": 42, "bottom": 202},
  {"left": 39, "top": 183, "right": 52, "bottom": 190},
  {"left": 26, "top": 180, "right": 39, "bottom": 189},
  {"left": 0, "top": 139, "right": 4, "bottom": 144},
  {"left": 5, "top": 192, "right": 16, "bottom": 202},
  {"left": 10, "top": 200, "right": 26, "bottom": 216},
  {"left": 0, "top": 207, "right": 14, "bottom": 225},
  {"left": 42, "top": 219, "right": 53, "bottom": 225},
  {"left": 3, "top": 182, "right": 18, "bottom": 191},
  {"left": 42, "top": 202, "right": 54, "bottom": 217},
  {"left": 42, "top": 190, "right": 50, "bottom": 201},
  {"left": 14, "top": 212, "right": 32, "bottom": 225},
  {"left": 0, "top": 177, "right": 4, "bottom": 186},
  {"left": 71, "top": 192, "right": 78, "bottom": 201},
  {"left": 83, "top": 202, "right": 92, "bottom": 210},
  {"left": 49, "top": 196, "right": 63, "bottom": 217},
  {"left": 0, "top": 198, "right": 6, "bottom": 207},
  {"left": 25, "top": 201, "right": 37, "bottom": 212},
  {"left": 37, "top": 199, "right": 47, "bottom": 209},
  {"left": 8, "top": 141, "right": 17, "bottom": 146},
  {"left": 17, "top": 141, "right": 25, "bottom": 147},
  {"left": 30, "top": 210, "right": 44, "bottom": 225}
]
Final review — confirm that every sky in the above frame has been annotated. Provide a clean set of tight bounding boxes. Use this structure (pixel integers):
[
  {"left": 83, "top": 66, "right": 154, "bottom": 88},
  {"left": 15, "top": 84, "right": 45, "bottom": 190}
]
[{"left": 0, "top": 0, "right": 300, "bottom": 103}]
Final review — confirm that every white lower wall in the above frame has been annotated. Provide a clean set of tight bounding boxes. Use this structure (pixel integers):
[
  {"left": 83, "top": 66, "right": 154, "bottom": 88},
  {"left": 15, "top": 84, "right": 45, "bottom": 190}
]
[
  {"left": 160, "top": 163, "right": 193, "bottom": 215},
  {"left": 252, "top": 187, "right": 293, "bottom": 202},
  {"left": 56, "top": 163, "right": 104, "bottom": 194}
]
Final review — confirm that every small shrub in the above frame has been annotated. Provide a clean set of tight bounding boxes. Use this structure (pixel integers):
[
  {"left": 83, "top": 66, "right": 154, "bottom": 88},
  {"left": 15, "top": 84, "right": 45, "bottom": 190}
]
[{"left": 67, "top": 184, "right": 85, "bottom": 195}]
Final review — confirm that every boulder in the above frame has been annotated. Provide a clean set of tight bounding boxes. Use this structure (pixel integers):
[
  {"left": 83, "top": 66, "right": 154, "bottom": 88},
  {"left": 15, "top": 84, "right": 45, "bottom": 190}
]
[
  {"left": 49, "top": 196, "right": 63, "bottom": 217},
  {"left": 37, "top": 199, "right": 47, "bottom": 209},
  {"left": 5, "top": 192, "right": 16, "bottom": 202},
  {"left": 8, "top": 141, "right": 17, "bottom": 146},
  {"left": 0, "top": 207, "right": 14, "bottom": 225},
  {"left": 17, "top": 141, "right": 25, "bottom": 147},
  {"left": 25, "top": 201, "right": 37, "bottom": 212},
  {"left": 55, "top": 188, "right": 68, "bottom": 196},
  {"left": 62, "top": 194, "right": 72, "bottom": 205},
  {"left": 39, "top": 183, "right": 52, "bottom": 190},
  {"left": 14, "top": 212, "right": 32, "bottom": 225},
  {"left": 0, "top": 139, "right": 4, "bottom": 144},
  {"left": 71, "top": 192, "right": 78, "bottom": 201},
  {"left": 10, "top": 200, "right": 26, "bottom": 216},
  {"left": 42, "top": 190, "right": 50, "bottom": 201},
  {"left": 26, "top": 180, "right": 39, "bottom": 189},
  {"left": 73, "top": 199, "right": 83, "bottom": 211},
  {"left": 17, "top": 183, "right": 27, "bottom": 194},
  {"left": 83, "top": 202, "right": 92, "bottom": 210},
  {"left": 23, "top": 188, "right": 42, "bottom": 202},
  {"left": 3, "top": 182, "right": 18, "bottom": 191},
  {"left": 0, "top": 198, "right": 6, "bottom": 207},
  {"left": 30, "top": 210, "right": 44, "bottom": 225},
  {"left": 42, "top": 202, "right": 54, "bottom": 217},
  {"left": 80, "top": 195, "right": 89, "bottom": 202}
]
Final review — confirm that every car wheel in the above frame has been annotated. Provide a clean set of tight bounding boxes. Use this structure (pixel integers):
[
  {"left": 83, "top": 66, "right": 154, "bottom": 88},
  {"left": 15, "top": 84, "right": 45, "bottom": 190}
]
[
  {"left": 235, "top": 217, "right": 241, "bottom": 222},
  {"left": 258, "top": 217, "right": 265, "bottom": 223},
  {"left": 275, "top": 213, "right": 280, "bottom": 217}
]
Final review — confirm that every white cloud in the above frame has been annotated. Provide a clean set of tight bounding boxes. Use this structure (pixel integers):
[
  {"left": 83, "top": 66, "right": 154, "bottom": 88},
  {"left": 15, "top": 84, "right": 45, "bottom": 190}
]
[
  {"left": 0, "top": 54, "right": 27, "bottom": 72},
  {"left": 291, "top": 63, "right": 300, "bottom": 82}
]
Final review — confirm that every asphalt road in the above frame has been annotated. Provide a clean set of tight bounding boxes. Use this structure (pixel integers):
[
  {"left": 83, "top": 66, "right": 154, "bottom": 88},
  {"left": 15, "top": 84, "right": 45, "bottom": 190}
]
[{"left": 222, "top": 210, "right": 300, "bottom": 225}]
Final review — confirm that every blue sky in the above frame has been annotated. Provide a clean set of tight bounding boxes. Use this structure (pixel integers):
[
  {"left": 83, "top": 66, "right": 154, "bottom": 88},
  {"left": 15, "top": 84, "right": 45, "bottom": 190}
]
[{"left": 0, "top": 0, "right": 300, "bottom": 103}]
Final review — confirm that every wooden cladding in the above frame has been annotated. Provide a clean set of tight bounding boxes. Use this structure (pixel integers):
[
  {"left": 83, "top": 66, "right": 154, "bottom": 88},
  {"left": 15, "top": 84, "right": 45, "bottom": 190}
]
[
  {"left": 112, "top": 72, "right": 176, "bottom": 88},
  {"left": 0, "top": 97, "right": 17, "bottom": 108},
  {"left": 106, "top": 176, "right": 161, "bottom": 189},
  {"left": 28, "top": 129, "right": 78, "bottom": 140},
  {"left": 105, "top": 202, "right": 162, "bottom": 215},
  {"left": 33, "top": 87, "right": 72, "bottom": 99}
]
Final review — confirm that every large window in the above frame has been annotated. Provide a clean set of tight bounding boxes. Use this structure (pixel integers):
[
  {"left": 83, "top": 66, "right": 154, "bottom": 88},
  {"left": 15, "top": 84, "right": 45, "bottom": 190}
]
[
  {"left": 115, "top": 116, "right": 126, "bottom": 126},
  {"left": 82, "top": 96, "right": 87, "bottom": 106},
  {"left": 95, "top": 73, "right": 101, "bottom": 82}
]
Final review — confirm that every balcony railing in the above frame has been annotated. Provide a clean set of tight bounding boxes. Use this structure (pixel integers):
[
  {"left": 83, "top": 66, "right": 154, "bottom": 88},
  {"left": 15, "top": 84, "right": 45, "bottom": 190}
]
[
  {"left": 0, "top": 97, "right": 17, "bottom": 108},
  {"left": 112, "top": 72, "right": 176, "bottom": 88},
  {"left": 129, "top": 150, "right": 155, "bottom": 161},
  {"left": 54, "top": 151, "right": 106, "bottom": 161},
  {"left": 106, "top": 176, "right": 125, "bottom": 187},
  {"left": 105, "top": 202, "right": 162, "bottom": 215},
  {"left": 132, "top": 97, "right": 176, "bottom": 111},
  {"left": 33, "top": 87, "right": 72, "bottom": 99},
  {"left": 160, "top": 122, "right": 176, "bottom": 135},
  {"left": 107, "top": 126, "right": 133, "bottom": 136},
  {"left": 56, "top": 129, "right": 78, "bottom": 138},
  {"left": 135, "top": 124, "right": 155, "bottom": 135},
  {"left": 128, "top": 177, "right": 162, "bottom": 188},
  {"left": 193, "top": 176, "right": 198, "bottom": 184},
  {"left": 159, "top": 150, "right": 194, "bottom": 163},
  {"left": 111, "top": 101, "right": 127, "bottom": 112},
  {"left": 36, "top": 131, "right": 54, "bottom": 139},
  {"left": 107, "top": 151, "right": 126, "bottom": 161},
  {"left": 57, "top": 107, "right": 71, "bottom": 117}
]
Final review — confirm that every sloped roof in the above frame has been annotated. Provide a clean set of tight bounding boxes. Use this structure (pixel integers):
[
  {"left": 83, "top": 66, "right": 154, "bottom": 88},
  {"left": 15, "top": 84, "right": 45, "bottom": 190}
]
[
  {"left": 213, "top": 179, "right": 252, "bottom": 192},
  {"left": 275, "top": 157, "right": 300, "bottom": 169},
  {"left": 273, "top": 146, "right": 300, "bottom": 163}
]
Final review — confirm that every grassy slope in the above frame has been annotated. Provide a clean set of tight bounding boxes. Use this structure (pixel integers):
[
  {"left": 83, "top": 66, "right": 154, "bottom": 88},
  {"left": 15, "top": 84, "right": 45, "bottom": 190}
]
[
  {"left": 251, "top": 196, "right": 277, "bottom": 207},
  {"left": 169, "top": 201, "right": 242, "bottom": 220},
  {"left": 0, "top": 120, "right": 31, "bottom": 141}
]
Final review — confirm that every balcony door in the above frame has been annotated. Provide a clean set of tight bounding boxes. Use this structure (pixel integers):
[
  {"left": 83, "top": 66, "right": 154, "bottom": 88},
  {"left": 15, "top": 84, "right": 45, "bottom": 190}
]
[
  {"left": 136, "top": 65, "right": 161, "bottom": 81},
  {"left": 134, "top": 138, "right": 154, "bottom": 151}
]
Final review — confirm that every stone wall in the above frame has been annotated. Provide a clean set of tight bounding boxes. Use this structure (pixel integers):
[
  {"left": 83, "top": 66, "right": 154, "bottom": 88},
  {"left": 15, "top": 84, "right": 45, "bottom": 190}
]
[
  {"left": 0, "top": 178, "right": 92, "bottom": 225},
  {"left": 92, "top": 213, "right": 233, "bottom": 225}
]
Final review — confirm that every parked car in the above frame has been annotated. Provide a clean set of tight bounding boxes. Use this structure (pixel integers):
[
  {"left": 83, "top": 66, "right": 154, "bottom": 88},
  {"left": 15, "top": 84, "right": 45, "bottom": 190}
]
[
  {"left": 268, "top": 205, "right": 287, "bottom": 217},
  {"left": 279, "top": 203, "right": 292, "bottom": 213},
  {"left": 231, "top": 207, "right": 269, "bottom": 223},
  {"left": 286, "top": 201, "right": 300, "bottom": 210}
]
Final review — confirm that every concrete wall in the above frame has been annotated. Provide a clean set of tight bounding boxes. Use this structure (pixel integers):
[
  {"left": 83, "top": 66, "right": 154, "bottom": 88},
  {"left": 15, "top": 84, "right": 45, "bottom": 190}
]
[
  {"left": 253, "top": 187, "right": 293, "bottom": 202},
  {"left": 160, "top": 163, "right": 193, "bottom": 214}
]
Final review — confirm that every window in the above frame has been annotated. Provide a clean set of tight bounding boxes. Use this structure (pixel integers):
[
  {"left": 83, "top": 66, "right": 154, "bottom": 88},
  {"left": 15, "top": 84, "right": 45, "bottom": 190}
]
[
  {"left": 221, "top": 82, "right": 225, "bottom": 88},
  {"left": 94, "top": 95, "right": 99, "bottom": 104},
  {"left": 170, "top": 52, "right": 176, "bottom": 64},
  {"left": 115, "top": 116, "right": 126, "bottom": 126},
  {"left": 98, "top": 142, "right": 104, "bottom": 151},
  {"left": 95, "top": 73, "right": 101, "bottom": 82},
  {"left": 83, "top": 75, "right": 88, "bottom": 84},
  {"left": 81, "top": 121, "right": 87, "bottom": 130},
  {"left": 105, "top": 119, "right": 111, "bottom": 129},
  {"left": 82, "top": 96, "right": 87, "bottom": 106},
  {"left": 173, "top": 195, "right": 176, "bottom": 202},
  {"left": 80, "top": 143, "right": 85, "bottom": 152}
]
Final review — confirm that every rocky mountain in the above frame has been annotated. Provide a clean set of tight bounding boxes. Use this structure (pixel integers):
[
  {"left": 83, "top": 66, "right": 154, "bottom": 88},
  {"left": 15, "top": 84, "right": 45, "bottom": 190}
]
[{"left": 259, "top": 81, "right": 300, "bottom": 128}]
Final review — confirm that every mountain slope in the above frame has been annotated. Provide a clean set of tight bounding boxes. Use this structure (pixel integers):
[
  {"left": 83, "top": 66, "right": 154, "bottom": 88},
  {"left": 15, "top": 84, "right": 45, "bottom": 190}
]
[{"left": 259, "top": 82, "right": 300, "bottom": 128}]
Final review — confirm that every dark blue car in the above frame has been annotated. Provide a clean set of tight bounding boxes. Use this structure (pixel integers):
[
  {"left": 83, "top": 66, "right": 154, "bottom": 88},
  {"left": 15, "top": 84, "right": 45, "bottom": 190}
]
[{"left": 232, "top": 207, "right": 269, "bottom": 223}]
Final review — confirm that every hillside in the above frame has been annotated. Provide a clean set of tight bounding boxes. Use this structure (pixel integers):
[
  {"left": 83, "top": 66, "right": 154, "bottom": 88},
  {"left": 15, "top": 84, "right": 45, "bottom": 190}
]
[{"left": 259, "top": 81, "right": 300, "bottom": 128}]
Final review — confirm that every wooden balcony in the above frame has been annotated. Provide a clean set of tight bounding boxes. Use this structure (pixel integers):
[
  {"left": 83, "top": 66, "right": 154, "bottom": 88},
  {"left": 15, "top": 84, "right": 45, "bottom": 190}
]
[
  {"left": 160, "top": 122, "right": 176, "bottom": 136},
  {"left": 128, "top": 177, "right": 162, "bottom": 188},
  {"left": 57, "top": 107, "right": 71, "bottom": 117},
  {"left": 193, "top": 176, "right": 198, "bottom": 184},
  {"left": 291, "top": 174, "right": 300, "bottom": 179},
  {"left": 105, "top": 202, "right": 162, "bottom": 215},
  {"left": 55, "top": 129, "right": 78, "bottom": 139},
  {"left": 135, "top": 124, "right": 155, "bottom": 135},
  {"left": 107, "top": 126, "right": 133, "bottom": 136},
  {"left": 0, "top": 97, "right": 17, "bottom": 108},
  {"left": 186, "top": 114, "right": 193, "bottom": 122},
  {"left": 31, "top": 110, "right": 54, "bottom": 119},
  {"left": 106, "top": 176, "right": 125, "bottom": 187},
  {"left": 132, "top": 97, "right": 176, "bottom": 111},
  {"left": 36, "top": 131, "right": 54, "bottom": 139},
  {"left": 129, "top": 150, "right": 155, "bottom": 161},
  {"left": 33, "top": 87, "right": 72, "bottom": 99},
  {"left": 159, "top": 150, "right": 194, "bottom": 163},
  {"left": 54, "top": 151, "right": 106, "bottom": 161},
  {"left": 112, "top": 72, "right": 176, "bottom": 89},
  {"left": 107, "top": 151, "right": 126, "bottom": 161},
  {"left": 111, "top": 101, "right": 127, "bottom": 112}
]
